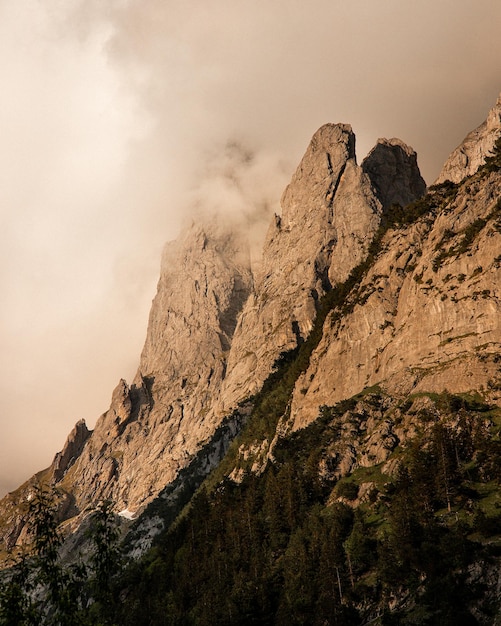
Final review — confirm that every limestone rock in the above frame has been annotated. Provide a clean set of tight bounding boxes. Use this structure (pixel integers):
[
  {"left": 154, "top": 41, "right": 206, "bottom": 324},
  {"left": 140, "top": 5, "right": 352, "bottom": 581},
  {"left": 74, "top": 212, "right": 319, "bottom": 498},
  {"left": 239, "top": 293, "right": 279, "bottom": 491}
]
[
  {"left": 214, "top": 126, "right": 425, "bottom": 416},
  {"left": 51, "top": 419, "right": 90, "bottom": 483},
  {"left": 435, "top": 93, "right": 501, "bottom": 184},
  {"left": 362, "top": 138, "right": 426, "bottom": 209},
  {"left": 214, "top": 125, "right": 377, "bottom": 413},
  {"left": 290, "top": 168, "right": 501, "bottom": 430},
  {"left": 58, "top": 123, "right": 426, "bottom": 517},
  {"left": 55, "top": 218, "right": 253, "bottom": 514}
]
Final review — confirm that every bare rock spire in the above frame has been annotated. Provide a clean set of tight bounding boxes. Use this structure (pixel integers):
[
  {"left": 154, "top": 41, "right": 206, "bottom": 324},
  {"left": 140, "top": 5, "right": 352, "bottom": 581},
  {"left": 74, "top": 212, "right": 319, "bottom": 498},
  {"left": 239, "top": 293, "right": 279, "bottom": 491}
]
[
  {"left": 362, "top": 138, "right": 426, "bottom": 209},
  {"left": 53, "top": 217, "right": 254, "bottom": 514},
  {"left": 215, "top": 124, "right": 420, "bottom": 415}
]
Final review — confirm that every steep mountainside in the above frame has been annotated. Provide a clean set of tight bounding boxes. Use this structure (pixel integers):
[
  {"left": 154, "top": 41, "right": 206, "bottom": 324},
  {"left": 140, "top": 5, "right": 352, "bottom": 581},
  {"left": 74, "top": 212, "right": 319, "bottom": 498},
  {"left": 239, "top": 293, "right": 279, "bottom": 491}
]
[
  {"left": 111, "top": 102, "right": 499, "bottom": 625},
  {"left": 114, "top": 389, "right": 501, "bottom": 625},
  {"left": 65, "top": 221, "right": 254, "bottom": 514},
  {"left": 212, "top": 125, "right": 425, "bottom": 416},
  {"left": 0, "top": 96, "right": 500, "bottom": 623},
  {"left": 0, "top": 120, "right": 426, "bottom": 553},
  {"left": 291, "top": 166, "right": 501, "bottom": 430}
]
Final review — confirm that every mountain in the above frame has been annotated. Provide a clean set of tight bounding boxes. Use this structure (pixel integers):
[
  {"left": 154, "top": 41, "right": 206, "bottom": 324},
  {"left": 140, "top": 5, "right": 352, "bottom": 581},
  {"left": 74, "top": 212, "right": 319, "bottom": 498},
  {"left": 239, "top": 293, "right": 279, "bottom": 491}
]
[
  {"left": 1, "top": 94, "right": 501, "bottom": 625},
  {"left": 214, "top": 127, "right": 425, "bottom": 417},
  {"left": 0, "top": 120, "right": 426, "bottom": 549}
]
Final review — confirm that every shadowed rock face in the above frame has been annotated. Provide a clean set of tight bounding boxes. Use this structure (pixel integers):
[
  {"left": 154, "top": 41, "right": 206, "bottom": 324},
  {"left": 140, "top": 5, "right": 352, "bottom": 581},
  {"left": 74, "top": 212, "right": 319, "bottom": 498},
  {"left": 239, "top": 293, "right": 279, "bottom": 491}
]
[
  {"left": 435, "top": 93, "right": 501, "bottom": 184},
  {"left": 362, "top": 138, "right": 427, "bottom": 209},
  {"left": 51, "top": 420, "right": 90, "bottom": 483}
]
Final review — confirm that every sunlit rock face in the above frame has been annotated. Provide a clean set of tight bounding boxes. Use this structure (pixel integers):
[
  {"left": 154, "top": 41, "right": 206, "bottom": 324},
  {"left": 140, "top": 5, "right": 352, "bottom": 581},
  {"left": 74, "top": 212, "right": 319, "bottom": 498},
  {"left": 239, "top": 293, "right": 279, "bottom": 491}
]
[
  {"left": 290, "top": 94, "right": 501, "bottom": 433},
  {"left": 53, "top": 122, "right": 425, "bottom": 518},
  {"left": 291, "top": 161, "right": 501, "bottom": 431},
  {"left": 435, "top": 92, "right": 501, "bottom": 184},
  {"left": 55, "top": 218, "right": 254, "bottom": 514},
  {"left": 213, "top": 126, "right": 425, "bottom": 415}
]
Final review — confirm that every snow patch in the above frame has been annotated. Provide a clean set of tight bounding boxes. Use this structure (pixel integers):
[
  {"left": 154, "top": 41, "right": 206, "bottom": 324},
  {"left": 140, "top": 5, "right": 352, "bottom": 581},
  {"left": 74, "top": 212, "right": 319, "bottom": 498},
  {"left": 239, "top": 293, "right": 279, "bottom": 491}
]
[{"left": 118, "top": 508, "right": 136, "bottom": 520}]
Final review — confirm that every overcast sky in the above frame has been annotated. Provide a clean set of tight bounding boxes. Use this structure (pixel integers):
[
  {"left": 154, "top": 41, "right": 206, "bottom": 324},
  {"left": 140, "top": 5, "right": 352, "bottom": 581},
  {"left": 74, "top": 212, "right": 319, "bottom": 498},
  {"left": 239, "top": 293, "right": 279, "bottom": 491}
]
[{"left": 1, "top": 0, "right": 500, "bottom": 497}]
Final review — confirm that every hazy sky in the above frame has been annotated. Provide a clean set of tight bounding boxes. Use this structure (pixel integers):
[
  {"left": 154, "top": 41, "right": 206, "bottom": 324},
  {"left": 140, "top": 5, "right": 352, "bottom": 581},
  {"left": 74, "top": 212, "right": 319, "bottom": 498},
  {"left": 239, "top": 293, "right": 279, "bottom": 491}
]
[{"left": 1, "top": 0, "right": 500, "bottom": 497}]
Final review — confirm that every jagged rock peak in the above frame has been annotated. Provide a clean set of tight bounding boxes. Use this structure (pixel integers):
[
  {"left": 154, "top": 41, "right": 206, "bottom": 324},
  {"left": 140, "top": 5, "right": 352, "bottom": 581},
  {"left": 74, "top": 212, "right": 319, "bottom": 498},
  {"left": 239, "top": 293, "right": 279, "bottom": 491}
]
[
  {"left": 280, "top": 123, "right": 356, "bottom": 225},
  {"left": 290, "top": 146, "right": 501, "bottom": 430},
  {"left": 308, "top": 122, "right": 355, "bottom": 156},
  {"left": 0, "top": 215, "right": 258, "bottom": 521},
  {"left": 51, "top": 419, "right": 90, "bottom": 483},
  {"left": 50, "top": 216, "right": 256, "bottom": 513},
  {"left": 435, "top": 92, "right": 501, "bottom": 184},
  {"left": 214, "top": 123, "right": 382, "bottom": 413},
  {"left": 362, "top": 138, "right": 427, "bottom": 209},
  {"left": 137, "top": 217, "right": 253, "bottom": 383},
  {"left": 110, "top": 378, "right": 132, "bottom": 423}
]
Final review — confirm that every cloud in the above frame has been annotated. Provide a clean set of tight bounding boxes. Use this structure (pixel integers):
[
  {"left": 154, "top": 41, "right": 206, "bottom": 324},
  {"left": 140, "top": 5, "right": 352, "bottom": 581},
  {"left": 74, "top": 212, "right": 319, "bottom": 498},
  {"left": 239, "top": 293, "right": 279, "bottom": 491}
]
[{"left": 1, "top": 0, "right": 501, "bottom": 496}]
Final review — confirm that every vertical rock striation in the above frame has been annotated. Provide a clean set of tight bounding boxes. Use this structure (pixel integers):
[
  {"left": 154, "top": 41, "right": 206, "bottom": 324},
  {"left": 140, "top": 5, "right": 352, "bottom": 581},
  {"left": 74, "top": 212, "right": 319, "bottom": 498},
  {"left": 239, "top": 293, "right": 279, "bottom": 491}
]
[{"left": 290, "top": 116, "right": 501, "bottom": 430}]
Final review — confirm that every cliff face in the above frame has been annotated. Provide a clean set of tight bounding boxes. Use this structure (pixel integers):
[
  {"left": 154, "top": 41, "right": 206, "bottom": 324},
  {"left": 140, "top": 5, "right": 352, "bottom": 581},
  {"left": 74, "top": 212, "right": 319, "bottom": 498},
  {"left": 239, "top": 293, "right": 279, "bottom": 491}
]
[
  {"left": 287, "top": 94, "right": 501, "bottom": 431},
  {"left": 55, "top": 220, "right": 254, "bottom": 515},
  {"left": 212, "top": 126, "right": 425, "bottom": 416},
  {"left": 2, "top": 93, "right": 500, "bottom": 559},
  {"left": 290, "top": 169, "right": 501, "bottom": 430},
  {"left": 70, "top": 123, "right": 423, "bottom": 516}
]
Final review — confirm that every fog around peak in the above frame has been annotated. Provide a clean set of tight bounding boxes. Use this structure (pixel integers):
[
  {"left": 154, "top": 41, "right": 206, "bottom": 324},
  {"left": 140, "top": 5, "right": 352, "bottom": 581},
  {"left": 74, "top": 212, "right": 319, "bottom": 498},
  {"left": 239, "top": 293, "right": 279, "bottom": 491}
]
[{"left": 1, "top": 0, "right": 501, "bottom": 496}]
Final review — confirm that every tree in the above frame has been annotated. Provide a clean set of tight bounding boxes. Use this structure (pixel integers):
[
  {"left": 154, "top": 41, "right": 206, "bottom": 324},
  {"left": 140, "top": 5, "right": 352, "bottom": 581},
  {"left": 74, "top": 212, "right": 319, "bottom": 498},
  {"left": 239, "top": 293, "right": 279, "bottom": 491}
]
[
  {"left": 343, "top": 510, "right": 374, "bottom": 583},
  {"left": 0, "top": 554, "right": 37, "bottom": 626},
  {"left": 84, "top": 500, "right": 122, "bottom": 626},
  {"left": 28, "top": 485, "right": 85, "bottom": 625}
]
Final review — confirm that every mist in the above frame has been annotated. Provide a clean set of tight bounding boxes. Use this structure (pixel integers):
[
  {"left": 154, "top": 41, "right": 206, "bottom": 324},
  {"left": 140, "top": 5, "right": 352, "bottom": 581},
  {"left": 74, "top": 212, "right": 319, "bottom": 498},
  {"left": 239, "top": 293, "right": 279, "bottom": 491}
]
[{"left": 1, "top": 0, "right": 500, "bottom": 496}]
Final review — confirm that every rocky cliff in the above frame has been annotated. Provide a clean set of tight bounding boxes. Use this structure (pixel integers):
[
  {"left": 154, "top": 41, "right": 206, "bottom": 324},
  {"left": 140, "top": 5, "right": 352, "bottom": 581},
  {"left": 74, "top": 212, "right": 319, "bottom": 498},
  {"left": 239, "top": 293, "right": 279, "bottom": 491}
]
[
  {"left": 285, "top": 98, "right": 501, "bottom": 432},
  {"left": 2, "top": 93, "right": 501, "bottom": 564},
  {"left": 211, "top": 125, "right": 425, "bottom": 416},
  {"left": 0, "top": 219, "right": 255, "bottom": 553},
  {"left": 65, "top": 220, "right": 254, "bottom": 515},
  {"left": 0, "top": 121, "right": 424, "bottom": 553},
  {"left": 290, "top": 166, "right": 501, "bottom": 430},
  {"left": 53, "top": 122, "right": 423, "bottom": 519}
]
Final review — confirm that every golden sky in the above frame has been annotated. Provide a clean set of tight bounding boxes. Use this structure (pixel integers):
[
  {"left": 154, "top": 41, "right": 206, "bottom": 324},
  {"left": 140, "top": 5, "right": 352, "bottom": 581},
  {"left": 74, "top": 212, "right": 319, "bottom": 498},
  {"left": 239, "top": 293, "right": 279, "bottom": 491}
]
[{"left": 1, "top": 0, "right": 501, "bottom": 496}]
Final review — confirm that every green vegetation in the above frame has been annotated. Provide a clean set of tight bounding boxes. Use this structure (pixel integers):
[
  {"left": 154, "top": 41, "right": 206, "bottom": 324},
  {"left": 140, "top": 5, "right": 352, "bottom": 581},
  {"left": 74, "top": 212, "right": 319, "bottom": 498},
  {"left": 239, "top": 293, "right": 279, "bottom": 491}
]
[
  {"left": 0, "top": 491, "right": 121, "bottom": 626},
  {"left": 479, "top": 135, "right": 501, "bottom": 175},
  {"left": 105, "top": 391, "right": 501, "bottom": 625},
  {"left": 6, "top": 390, "right": 498, "bottom": 624}
]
